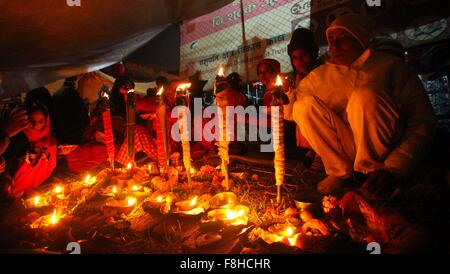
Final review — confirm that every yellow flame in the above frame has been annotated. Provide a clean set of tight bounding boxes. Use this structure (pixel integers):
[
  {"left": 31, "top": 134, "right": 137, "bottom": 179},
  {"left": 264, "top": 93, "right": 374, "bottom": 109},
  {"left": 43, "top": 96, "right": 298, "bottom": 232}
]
[
  {"left": 157, "top": 86, "right": 164, "bottom": 96},
  {"left": 156, "top": 196, "right": 163, "bottom": 203},
  {"left": 132, "top": 185, "right": 140, "bottom": 191},
  {"left": 165, "top": 196, "right": 173, "bottom": 204},
  {"left": 176, "top": 83, "right": 192, "bottom": 91},
  {"left": 54, "top": 185, "right": 63, "bottom": 194},
  {"left": 226, "top": 209, "right": 245, "bottom": 220},
  {"left": 275, "top": 75, "right": 283, "bottom": 86},
  {"left": 127, "top": 163, "right": 132, "bottom": 170},
  {"left": 190, "top": 167, "right": 196, "bottom": 174},
  {"left": 50, "top": 209, "right": 58, "bottom": 225},
  {"left": 85, "top": 175, "right": 91, "bottom": 185},
  {"left": 127, "top": 197, "right": 137, "bottom": 206},
  {"left": 112, "top": 185, "right": 117, "bottom": 194},
  {"left": 285, "top": 227, "right": 294, "bottom": 237},
  {"left": 287, "top": 234, "right": 299, "bottom": 247},
  {"left": 127, "top": 89, "right": 135, "bottom": 94},
  {"left": 217, "top": 67, "right": 225, "bottom": 77},
  {"left": 34, "top": 196, "right": 40, "bottom": 206},
  {"left": 189, "top": 196, "right": 198, "bottom": 206}
]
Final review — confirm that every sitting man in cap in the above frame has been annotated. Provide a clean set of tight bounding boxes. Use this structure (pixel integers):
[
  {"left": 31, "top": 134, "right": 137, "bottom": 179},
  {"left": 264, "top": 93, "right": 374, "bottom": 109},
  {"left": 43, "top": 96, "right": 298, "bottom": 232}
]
[{"left": 290, "top": 14, "right": 437, "bottom": 195}]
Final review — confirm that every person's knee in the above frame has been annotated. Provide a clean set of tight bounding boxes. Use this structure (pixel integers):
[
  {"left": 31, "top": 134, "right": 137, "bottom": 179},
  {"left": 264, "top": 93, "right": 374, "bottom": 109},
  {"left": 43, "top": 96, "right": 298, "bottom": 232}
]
[
  {"left": 293, "top": 96, "right": 319, "bottom": 125},
  {"left": 348, "top": 87, "right": 380, "bottom": 113}
]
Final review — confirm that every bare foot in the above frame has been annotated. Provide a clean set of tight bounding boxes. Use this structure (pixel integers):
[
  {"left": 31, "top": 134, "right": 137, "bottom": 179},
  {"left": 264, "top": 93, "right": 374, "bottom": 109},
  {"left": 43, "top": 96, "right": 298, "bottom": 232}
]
[{"left": 317, "top": 176, "right": 344, "bottom": 195}]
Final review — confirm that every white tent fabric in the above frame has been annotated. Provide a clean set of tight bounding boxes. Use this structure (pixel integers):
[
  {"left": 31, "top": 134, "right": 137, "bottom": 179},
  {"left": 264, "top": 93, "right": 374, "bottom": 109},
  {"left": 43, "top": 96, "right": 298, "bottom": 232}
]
[{"left": 0, "top": 0, "right": 233, "bottom": 98}]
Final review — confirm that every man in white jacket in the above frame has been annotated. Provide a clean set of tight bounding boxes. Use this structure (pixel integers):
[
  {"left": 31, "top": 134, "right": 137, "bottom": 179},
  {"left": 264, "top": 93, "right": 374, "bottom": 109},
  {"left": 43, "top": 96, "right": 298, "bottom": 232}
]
[{"left": 288, "top": 14, "right": 437, "bottom": 195}]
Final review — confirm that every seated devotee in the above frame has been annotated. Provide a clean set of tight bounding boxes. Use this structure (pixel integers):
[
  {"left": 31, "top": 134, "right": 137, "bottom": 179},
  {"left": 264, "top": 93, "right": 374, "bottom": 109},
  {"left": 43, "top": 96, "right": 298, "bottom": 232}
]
[
  {"left": 215, "top": 72, "right": 247, "bottom": 108},
  {"left": 25, "top": 87, "right": 55, "bottom": 129},
  {"left": 284, "top": 28, "right": 324, "bottom": 167},
  {"left": 257, "top": 58, "right": 282, "bottom": 107},
  {"left": 289, "top": 14, "right": 437, "bottom": 195},
  {"left": 0, "top": 107, "right": 29, "bottom": 202},
  {"left": 52, "top": 76, "right": 89, "bottom": 145},
  {"left": 3, "top": 102, "right": 59, "bottom": 198}
]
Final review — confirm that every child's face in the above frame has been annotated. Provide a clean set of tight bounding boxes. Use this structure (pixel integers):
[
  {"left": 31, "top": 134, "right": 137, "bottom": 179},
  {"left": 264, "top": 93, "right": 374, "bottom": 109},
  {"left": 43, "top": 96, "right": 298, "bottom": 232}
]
[{"left": 29, "top": 110, "right": 46, "bottom": 131}]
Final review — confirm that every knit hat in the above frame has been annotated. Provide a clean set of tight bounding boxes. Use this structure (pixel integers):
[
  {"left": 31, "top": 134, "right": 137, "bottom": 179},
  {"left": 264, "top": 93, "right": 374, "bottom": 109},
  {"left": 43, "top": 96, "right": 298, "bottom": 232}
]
[
  {"left": 326, "top": 13, "right": 375, "bottom": 49},
  {"left": 257, "top": 58, "right": 281, "bottom": 74},
  {"left": 287, "top": 28, "right": 319, "bottom": 60}
]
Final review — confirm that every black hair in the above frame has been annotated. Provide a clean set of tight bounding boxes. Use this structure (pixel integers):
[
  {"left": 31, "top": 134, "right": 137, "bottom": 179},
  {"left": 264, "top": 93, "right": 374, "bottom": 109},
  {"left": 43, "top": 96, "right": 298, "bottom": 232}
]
[
  {"left": 26, "top": 101, "right": 49, "bottom": 118},
  {"left": 25, "top": 87, "right": 53, "bottom": 119},
  {"left": 110, "top": 76, "right": 135, "bottom": 118},
  {"left": 227, "top": 72, "right": 242, "bottom": 91}
]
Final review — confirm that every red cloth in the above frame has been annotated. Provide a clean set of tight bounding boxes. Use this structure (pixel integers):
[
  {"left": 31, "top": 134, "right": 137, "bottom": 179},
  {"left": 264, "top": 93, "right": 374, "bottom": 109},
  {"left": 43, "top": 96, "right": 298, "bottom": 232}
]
[
  {"left": 11, "top": 116, "right": 57, "bottom": 197},
  {"left": 66, "top": 143, "right": 109, "bottom": 173},
  {"left": 116, "top": 125, "right": 158, "bottom": 165}
]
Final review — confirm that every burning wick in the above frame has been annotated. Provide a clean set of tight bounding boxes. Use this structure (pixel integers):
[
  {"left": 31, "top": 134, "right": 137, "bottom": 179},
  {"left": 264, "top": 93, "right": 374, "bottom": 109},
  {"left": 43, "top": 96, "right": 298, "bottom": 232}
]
[
  {"left": 54, "top": 185, "right": 63, "bottom": 194},
  {"left": 217, "top": 67, "right": 225, "bottom": 77},
  {"left": 176, "top": 83, "right": 192, "bottom": 92},
  {"left": 34, "top": 196, "right": 40, "bottom": 206},
  {"left": 285, "top": 227, "right": 294, "bottom": 237},
  {"left": 132, "top": 185, "right": 140, "bottom": 191},
  {"left": 49, "top": 209, "right": 59, "bottom": 225},
  {"left": 84, "top": 175, "right": 97, "bottom": 186},
  {"left": 189, "top": 196, "right": 198, "bottom": 207},
  {"left": 226, "top": 209, "right": 245, "bottom": 220},
  {"left": 112, "top": 185, "right": 117, "bottom": 194},
  {"left": 126, "top": 197, "right": 137, "bottom": 207},
  {"left": 157, "top": 87, "right": 164, "bottom": 96},
  {"left": 127, "top": 163, "right": 132, "bottom": 170},
  {"left": 275, "top": 75, "right": 283, "bottom": 87}
]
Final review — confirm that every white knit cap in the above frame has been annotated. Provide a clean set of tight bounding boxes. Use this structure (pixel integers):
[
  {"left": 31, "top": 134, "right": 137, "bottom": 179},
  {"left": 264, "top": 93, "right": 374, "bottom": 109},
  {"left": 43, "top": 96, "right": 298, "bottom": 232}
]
[{"left": 326, "top": 14, "right": 375, "bottom": 49}]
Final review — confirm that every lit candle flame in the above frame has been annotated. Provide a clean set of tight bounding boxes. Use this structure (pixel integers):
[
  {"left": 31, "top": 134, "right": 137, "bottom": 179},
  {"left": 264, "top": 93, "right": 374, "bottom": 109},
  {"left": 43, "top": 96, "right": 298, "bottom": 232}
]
[
  {"left": 85, "top": 175, "right": 91, "bottom": 185},
  {"left": 275, "top": 75, "right": 283, "bottom": 87},
  {"left": 127, "top": 89, "right": 135, "bottom": 94},
  {"left": 190, "top": 167, "right": 196, "bottom": 174},
  {"left": 226, "top": 209, "right": 245, "bottom": 220},
  {"left": 285, "top": 227, "right": 294, "bottom": 237},
  {"left": 156, "top": 196, "right": 163, "bottom": 203},
  {"left": 127, "top": 163, "right": 132, "bottom": 170},
  {"left": 50, "top": 209, "right": 59, "bottom": 225},
  {"left": 103, "top": 93, "right": 110, "bottom": 99},
  {"left": 189, "top": 196, "right": 198, "bottom": 206},
  {"left": 34, "top": 196, "right": 40, "bottom": 206},
  {"left": 132, "top": 185, "right": 140, "bottom": 191},
  {"left": 176, "top": 83, "right": 192, "bottom": 92},
  {"left": 112, "top": 185, "right": 117, "bottom": 194},
  {"left": 54, "top": 185, "right": 63, "bottom": 194},
  {"left": 127, "top": 197, "right": 137, "bottom": 206},
  {"left": 217, "top": 67, "right": 225, "bottom": 77},
  {"left": 287, "top": 234, "right": 299, "bottom": 247},
  {"left": 165, "top": 196, "right": 173, "bottom": 204},
  {"left": 157, "top": 86, "right": 164, "bottom": 96}
]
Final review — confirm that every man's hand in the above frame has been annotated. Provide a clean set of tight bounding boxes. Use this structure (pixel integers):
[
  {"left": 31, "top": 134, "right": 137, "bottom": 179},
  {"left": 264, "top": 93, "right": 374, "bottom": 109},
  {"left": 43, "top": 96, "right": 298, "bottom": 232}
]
[{"left": 1, "top": 107, "right": 29, "bottom": 137}]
